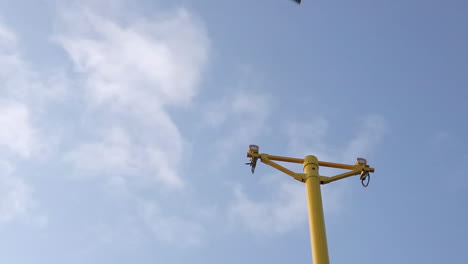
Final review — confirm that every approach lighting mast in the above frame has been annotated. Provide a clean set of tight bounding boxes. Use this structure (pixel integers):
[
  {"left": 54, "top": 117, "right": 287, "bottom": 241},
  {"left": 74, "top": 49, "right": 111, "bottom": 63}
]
[{"left": 246, "top": 145, "right": 375, "bottom": 264}]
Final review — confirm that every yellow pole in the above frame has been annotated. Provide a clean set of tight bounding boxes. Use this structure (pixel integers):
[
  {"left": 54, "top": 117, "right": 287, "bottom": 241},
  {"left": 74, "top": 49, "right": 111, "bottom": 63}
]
[{"left": 303, "top": 155, "right": 330, "bottom": 264}]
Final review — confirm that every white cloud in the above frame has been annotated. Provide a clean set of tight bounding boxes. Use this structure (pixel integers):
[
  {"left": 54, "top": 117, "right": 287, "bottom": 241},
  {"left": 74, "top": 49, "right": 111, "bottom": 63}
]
[
  {"left": 56, "top": 8, "right": 209, "bottom": 190},
  {"left": 286, "top": 117, "right": 332, "bottom": 161},
  {"left": 147, "top": 148, "right": 184, "bottom": 188},
  {"left": 0, "top": 21, "right": 69, "bottom": 161},
  {"left": 65, "top": 127, "right": 184, "bottom": 189},
  {"left": 342, "top": 114, "right": 386, "bottom": 160},
  {"left": 0, "top": 22, "right": 17, "bottom": 51},
  {"left": 220, "top": 92, "right": 270, "bottom": 141},
  {"left": 65, "top": 127, "right": 132, "bottom": 173},
  {"left": 0, "top": 100, "right": 36, "bottom": 157},
  {"left": 198, "top": 64, "right": 271, "bottom": 155},
  {"left": 229, "top": 181, "right": 306, "bottom": 234},
  {"left": 228, "top": 178, "right": 347, "bottom": 235},
  {"left": 0, "top": 21, "right": 51, "bottom": 228},
  {"left": 138, "top": 200, "right": 204, "bottom": 246},
  {"left": 287, "top": 114, "right": 386, "bottom": 164},
  {"left": 202, "top": 91, "right": 271, "bottom": 167},
  {"left": 0, "top": 161, "right": 41, "bottom": 224},
  {"left": 55, "top": 8, "right": 209, "bottom": 109},
  {"left": 0, "top": 21, "right": 68, "bottom": 106},
  {"left": 49, "top": 5, "right": 216, "bottom": 247}
]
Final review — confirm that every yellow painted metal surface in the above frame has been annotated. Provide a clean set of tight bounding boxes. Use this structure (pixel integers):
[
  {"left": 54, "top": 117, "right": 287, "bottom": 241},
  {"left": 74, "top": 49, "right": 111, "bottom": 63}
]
[
  {"left": 304, "top": 156, "right": 330, "bottom": 264},
  {"left": 318, "top": 161, "right": 356, "bottom": 170},
  {"left": 267, "top": 154, "right": 304, "bottom": 164},
  {"left": 261, "top": 158, "right": 305, "bottom": 182},
  {"left": 247, "top": 152, "right": 374, "bottom": 173},
  {"left": 323, "top": 170, "right": 360, "bottom": 184}
]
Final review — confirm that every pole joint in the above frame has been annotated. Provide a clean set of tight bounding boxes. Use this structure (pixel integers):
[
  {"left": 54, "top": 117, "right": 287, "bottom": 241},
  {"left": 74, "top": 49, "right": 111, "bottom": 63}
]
[{"left": 303, "top": 155, "right": 319, "bottom": 179}]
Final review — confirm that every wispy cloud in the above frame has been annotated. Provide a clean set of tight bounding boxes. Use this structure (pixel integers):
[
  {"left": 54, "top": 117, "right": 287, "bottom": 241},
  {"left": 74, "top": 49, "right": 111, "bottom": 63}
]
[
  {"left": 0, "top": 22, "right": 17, "bottom": 50},
  {"left": 138, "top": 200, "right": 205, "bottom": 246},
  {"left": 0, "top": 22, "right": 49, "bottom": 226},
  {"left": 200, "top": 89, "right": 271, "bottom": 169},
  {"left": 0, "top": 161, "right": 45, "bottom": 226},
  {"left": 286, "top": 116, "right": 331, "bottom": 161},
  {"left": 1, "top": 21, "right": 68, "bottom": 107},
  {"left": 55, "top": 7, "right": 209, "bottom": 190},
  {"left": 65, "top": 127, "right": 133, "bottom": 172},
  {"left": 51, "top": 5, "right": 212, "bottom": 245},
  {"left": 55, "top": 8, "right": 208, "bottom": 109},
  {"left": 342, "top": 114, "right": 386, "bottom": 161},
  {"left": 286, "top": 114, "right": 387, "bottom": 164},
  {"left": 0, "top": 100, "right": 36, "bottom": 157},
  {"left": 217, "top": 92, "right": 270, "bottom": 148},
  {"left": 65, "top": 126, "right": 186, "bottom": 189},
  {"left": 0, "top": 161, "right": 30, "bottom": 223},
  {"left": 229, "top": 180, "right": 306, "bottom": 234}
]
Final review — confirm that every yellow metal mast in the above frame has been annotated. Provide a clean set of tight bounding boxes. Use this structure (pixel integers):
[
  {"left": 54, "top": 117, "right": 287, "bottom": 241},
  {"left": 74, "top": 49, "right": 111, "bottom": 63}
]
[{"left": 246, "top": 145, "right": 375, "bottom": 264}]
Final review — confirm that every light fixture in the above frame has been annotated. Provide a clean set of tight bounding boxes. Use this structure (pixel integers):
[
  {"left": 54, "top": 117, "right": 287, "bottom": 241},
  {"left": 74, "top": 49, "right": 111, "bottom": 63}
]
[
  {"left": 249, "top": 145, "right": 259, "bottom": 154},
  {"left": 356, "top": 158, "right": 367, "bottom": 165}
]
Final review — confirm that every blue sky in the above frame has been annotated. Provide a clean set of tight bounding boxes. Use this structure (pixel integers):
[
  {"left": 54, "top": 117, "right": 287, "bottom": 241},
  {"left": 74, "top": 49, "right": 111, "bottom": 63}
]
[{"left": 0, "top": 0, "right": 467, "bottom": 263}]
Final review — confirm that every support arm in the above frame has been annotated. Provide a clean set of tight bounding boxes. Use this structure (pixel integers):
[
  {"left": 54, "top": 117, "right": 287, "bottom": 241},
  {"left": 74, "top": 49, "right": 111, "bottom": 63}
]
[
  {"left": 264, "top": 154, "right": 373, "bottom": 172},
  {"left": 322, "top": 170, "right": 360, "bottom": 184},
  {"left": 260, "top": 155, "right": 305, "bottom": 182},
  {"left": 247, "top": 150, "right": 374, "bottom": 185},
  {"left": 322, "top": 165, "right": 374, "bottom": 184}
]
